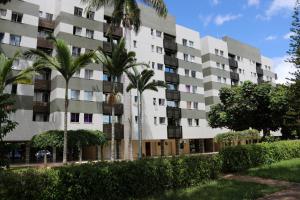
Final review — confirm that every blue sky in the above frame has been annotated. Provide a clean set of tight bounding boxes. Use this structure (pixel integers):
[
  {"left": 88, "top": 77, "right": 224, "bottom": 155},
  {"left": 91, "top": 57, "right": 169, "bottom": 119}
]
[{"left": 163, "top": 0, "right": 296, "bottom": 83}]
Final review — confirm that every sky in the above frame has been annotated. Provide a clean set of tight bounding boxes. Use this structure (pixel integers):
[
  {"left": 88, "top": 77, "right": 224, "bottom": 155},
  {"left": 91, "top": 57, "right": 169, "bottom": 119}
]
[{"left": 163, "top": 0, "right": 297, "bottom": 83}]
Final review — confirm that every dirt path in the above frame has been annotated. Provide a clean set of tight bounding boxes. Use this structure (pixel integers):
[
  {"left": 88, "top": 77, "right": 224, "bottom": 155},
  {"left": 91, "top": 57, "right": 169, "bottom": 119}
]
[{"left": 224, "top": 174, "right": 300, "bottom": 200}]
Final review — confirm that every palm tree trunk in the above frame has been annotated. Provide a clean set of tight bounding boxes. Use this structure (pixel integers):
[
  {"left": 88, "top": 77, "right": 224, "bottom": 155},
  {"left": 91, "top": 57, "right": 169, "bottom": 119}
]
[
  {"left": 111, "top": 105, "right": 115, "bottom": 161},
  {"left": 138, "top": 91, "right": 142, "bottom": 159},
  {"left": 63, "top": 81, "right": 69, "bottom": 164}
]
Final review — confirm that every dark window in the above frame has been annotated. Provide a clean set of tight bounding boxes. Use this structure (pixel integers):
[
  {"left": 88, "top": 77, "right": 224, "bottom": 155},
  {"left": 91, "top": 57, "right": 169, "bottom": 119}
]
[
  {"left": 9, "top": 34, "right": 21, "bottom": 46},
  {"left": 0, "top": 32, "right": 4, "bottom": 43},
  {"left": 74, "top": 7, "right": 83, "bottom": 17},
  {"left": 45, "top": 13, "right": 53, "bottom": 20},
  {"left": 11, "top": 12, "right": 23, "bottom": 23},
  {"left": 72, "top": 47, "right": 81, "bottom": 56},
  {"left": 165, "top": 66, "right": 175, "bottom": 73},
  {"left": 157, "top": 63, "right": 163, "bottom": 70},
  {"left": 87, "top": 11, "right": 95, "bottom": 20},
  {"left": 84, "top": 113, "right": 93, "bottom": 123},
  {"left": 191, "top": 71, "right": 196, "bottom": 78},
  {"left": 11, "top": 84, "right": 17, "bottom": 94},
  {"left": 71, "top": 113, "right": 80, "bottom": 122}
]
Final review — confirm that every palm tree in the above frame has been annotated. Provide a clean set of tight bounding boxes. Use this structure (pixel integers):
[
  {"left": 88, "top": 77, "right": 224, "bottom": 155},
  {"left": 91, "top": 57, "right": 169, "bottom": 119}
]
[
  {"left": 25, "top": 36, "right": 95, "bottom": 164},
  {"left": 0, "top": 52, "right": 37, "bottom": 94},
  {"left": 95, "top": 38, "right": 145, "bottom": 160},
  {"left": 126, "top": 68, "right": 166, "bottom": 159}
]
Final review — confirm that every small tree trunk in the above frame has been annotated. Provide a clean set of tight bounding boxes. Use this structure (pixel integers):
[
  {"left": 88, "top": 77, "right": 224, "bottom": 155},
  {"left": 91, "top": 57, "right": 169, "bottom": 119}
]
[
  {"left": 43, "top": 154, "right": 47, "bottom": 167},
  {"left": 52, "top": 147, "right": 56, "bottom": 163},
  {"left": 78, "top": 143, "right": 82, "bottom": 163},
  {"left": 137, "top": 91, "right": 143, "bottom": 159},
  {"left": 63, "top": 81, "right": 69, "bottom": 164},
  {"left": 111, "top": 104, "right": 115, "bottom": 161}
]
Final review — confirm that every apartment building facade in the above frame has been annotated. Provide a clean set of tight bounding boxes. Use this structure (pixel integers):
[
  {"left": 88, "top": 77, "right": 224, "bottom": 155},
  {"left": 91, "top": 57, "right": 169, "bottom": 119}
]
[{"left": 0, "top": 0, "right": 277, "bottom": 162}]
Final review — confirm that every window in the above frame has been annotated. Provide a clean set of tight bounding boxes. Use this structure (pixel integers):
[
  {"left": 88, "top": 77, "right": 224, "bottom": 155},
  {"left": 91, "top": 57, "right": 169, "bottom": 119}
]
[
  {"left": 84, "top": 91, "right": 93, "bottom": 101},
  {"left": 216, "top": 62, "right": 220, "bottom": 68},
  {"left": 11, "top": 84, "right": 17, "bottom": 94},
  {"left": 135, "top": 116, "right": 138, "bottom": 123},
  {"left": 167, "top": 83, "right": 176, "bottom": 90},
  {"left": 0, "top": 32, "right": 4, "bottom": 43},
  {"left": 191, "top": 71, "right": 196, "bottom": 78},
  {"left": 34, "top": 92, "right": 49, "bottom": 102},
  {"left": 154, "top": 117, "right": 157, "bottom": 125},
  {"left": 45, "top": 13, "right": 53, "bottom": 20},
  {"left": 215, "top": 49, "right": 219, "bottom": 55},
  {"left": 152, "top": 62, "right": 155, "bottom": 69},
  {"left": 187, "top": 101, "right": 191, "bottom": 109},
  {"left": 190, "top": 55, "right": 195, "bottom": 62},
  {"left": 133, "top": 40, "right": 137, "bottom": 48},
  {"left": 151, "top": 28, "right": 154, "bottom": 36},
  {"left": 167, "top": 100, "right": 177, "bottom": 107},
  {"left": 193, "top": 102, "right": 198, "bottom": 109},
  {"left": 73, "top": 26, "right": 82, "bottom": 36},
  {"left": 85, "top": 69, "right": 93, "bottom": 79},
  {"left": 157, "top": 63, "right": 163, "bottom": 70},
  {"left": 9, "top": 34, "right": 21, "bottom": 46},
  {"left": 71, "top": 113, "right": 80, "bottom": 122},
  {"left": 223, "top": 77, "right": 226, "bottom": 83},
  {"left": 185, "top": 85, "right": 191, "bottom": 92},
  {"left": 71, "top": 90, "right": 80, "bottom": 100},
  {"left": 156, "top": 30, "right": 162, "bottom": 37},
  {"left": 188, "top": 118, "right": 193, "bottom": 126},
  {"left": 74, "top": 7, "right": 83, "bottom": 17},
  {"left": 165, "top": 66, "right": 175, "bottom": 73},
  {"left": 192, "top": 86, "right": 197, "bottom": 93},
  {"left": 220, "top": 50, "right": 224, "bottom": 56},
  {"left": 87, "top": 11, "right": 95, "bottom": 20},
  {"left": 182, "top": 39, "right": 187, "bottom": 46},
  {"left": 0, "top": 9, "right": 7, "bottom": 16},
  {"left": 159, "top": 98, "right": 165, "bottom": 106},
  {"left": 195, "top": 119, "right": 199, "bottom": 126},
  {"left": 237, "top": 56, "right": 241, "bottom": 61},
  {"left": 156, "top": 46, "right": 162, "bottom": 54},
  {"left": 151, "top": 45, "right": 154, "bottom": 52},
  {"left": 159, "top": 117, "right": 165, "bottom": 124},
  {"left": 84, "top": 113, "right": 93, "bottom": 123},
  {"left": 153, "top": 98, "right": 156, "bottom": 105},
  {"left": 86, "top": 29, "right": 94, "bottom": 39},
  {"left": 239, "top": 68, "right": 242, "bottom": 74},
  {"left": 11, "top": 12, "right": 23, "bottom": 23},
  {"left": 185, "top": 69, "right": 189, "bottom": 76},
  {"left": 33, "top": 113, "right": 49, "bottom": 122},
  {"left": 217, "top": 76, "right": 221, "bottom": 82},
  {"left": 189, "top": 41, "right": 194, "bottom": 47},
  {"left": 72, "top": 47, "right": 81, "bottom": 56},
  {"left": 184, "top": 54, "right": 189, "bottom": 61},
  {"left": 134, "top": 96, "right": 138, "bottom": 103},
  {"left": 222, "top": 64, "right": 225, "bottom": 70}
]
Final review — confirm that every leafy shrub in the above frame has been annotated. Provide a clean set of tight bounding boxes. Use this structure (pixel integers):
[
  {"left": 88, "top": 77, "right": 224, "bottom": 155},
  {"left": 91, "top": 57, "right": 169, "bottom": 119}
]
[
  {"left": 220, "top": 140, "right": 300, "bottom": 172},
  {"left": 0, "top": 154, "right": 221, "bottom": 200}
]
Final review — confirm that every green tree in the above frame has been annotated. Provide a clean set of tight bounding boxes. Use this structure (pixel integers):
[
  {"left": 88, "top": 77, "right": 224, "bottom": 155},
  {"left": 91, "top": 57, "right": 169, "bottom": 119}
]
[
  {"left": 208, "top": 81, "right": 289, "bottom": 137},
  {"left": 95, "top": 38, "right": 142, "bottom": 160},
  {"left": 0, "top": 0, "right": 11, "bottom": 5},
  {"left": 25, "top": 37, "right": 95, "bottom": 164},
  {"left": 126, "top": 68, "right": 166, "bottom": 159},
  {"left": 287, "top": 0, "right": 300, "bottom": 80}
]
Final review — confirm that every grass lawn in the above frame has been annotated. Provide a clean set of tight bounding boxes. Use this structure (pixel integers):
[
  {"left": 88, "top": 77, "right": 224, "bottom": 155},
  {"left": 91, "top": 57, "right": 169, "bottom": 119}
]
[
  {"left": 246, "top": 158, "right": 300, "bottom": 183},
  {"left": 143, "top": 179, "right": 282, "bottom": 200}
]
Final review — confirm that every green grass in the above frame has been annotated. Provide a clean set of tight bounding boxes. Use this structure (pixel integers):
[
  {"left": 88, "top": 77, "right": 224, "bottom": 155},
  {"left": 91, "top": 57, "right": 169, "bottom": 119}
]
[
  {"left": 143, "top": 180, "right": 282, "bottom": 200},
  {"left": 247, "top": 158, "right": 300, "bottom": 183}
]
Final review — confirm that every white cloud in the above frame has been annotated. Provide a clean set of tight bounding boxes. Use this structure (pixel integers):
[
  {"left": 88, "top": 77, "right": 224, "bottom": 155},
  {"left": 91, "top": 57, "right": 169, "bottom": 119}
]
[
  {"left": 265, "top": 35, "right": 277, "bottom": 41},
  {"left": 283, "top": 32, "right": 295, "bottom": 39},
  {"left": 199, "top": 14, "right": 214, "bottom": 27},
  {"left": 259, "top": 0, "right": 296, "bottom": 20},
  {"left": 214, "top": 14, "right": 242, "bottom": 25},
  {"left": 212, "top": 0, "right": 219, "bottom": 5},
  {"left": 272, "top": 55, "right": 296, "bottom": 84},
  {"left": 248, "top": 0, "right": 260, "bottom": 6}
]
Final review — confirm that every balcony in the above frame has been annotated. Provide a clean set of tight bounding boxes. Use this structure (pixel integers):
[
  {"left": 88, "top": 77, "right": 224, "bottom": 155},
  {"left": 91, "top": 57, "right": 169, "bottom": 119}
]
[
  {"left": 103, "top": 123, "right": 124, "bottom": 140},
  {"left": 166, "top": 107, "right": 181, "bottom": 119},
  {"left": 103, "top": 42, "right": 112, "bottom": 53},
  {"left": 256, "top": 67, "right": 264, "bottom": 76},
  {"left": 230, "top": 72, "right": 239, "bottom": 81},
  {"left": 102, "top": 103, "right": 123, "bottom": 115},
  {"left": 103, "top": 81, "right": 123, "bottom": 94},
  {"left": 33, "top": 101, "right": 50, "bottom": 113},
  {"left": 229, "top": 58, "right": 238, "bottom": 69},
  {"left": 34, "top": 79, "right": 51, "bottom": 91},
  {"left": 164, "top": 55, "right": 178, "bottom": 67},
  {"left": 163, "top": 39, "right": 177, "bottom": 52},
  {"left": 257, "top": 78, "right": 264, "bottom": 84},
  {"left": 103, "top": 23, "right": 123, "bottom": 38},
  {"left": 38, "top": 18, "right": 55, "bottom": 29},
  {"left": 37, "top": 37, "right": 53, "bottom": 49},
  {"left": 165, "top": 72, "right": 179, "bottom": 83},
  {"left": 166, "top": 90, "right": 180, "bottom": 101},
  {"left": 167, "top": 126, "right": 182, "bottom": 139}
]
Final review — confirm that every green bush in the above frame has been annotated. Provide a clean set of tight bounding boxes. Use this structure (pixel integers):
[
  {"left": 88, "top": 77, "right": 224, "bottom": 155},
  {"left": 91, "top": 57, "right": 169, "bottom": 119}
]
[
  {"left": 220, "top": 140, "right": 300, "bottom": 172},
  {"left": 0, "top": 154, "right": 221, "bottom": 200}
]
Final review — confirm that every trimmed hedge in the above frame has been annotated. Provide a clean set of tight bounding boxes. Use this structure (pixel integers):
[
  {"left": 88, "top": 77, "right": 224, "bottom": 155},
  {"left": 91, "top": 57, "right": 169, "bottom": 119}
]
[
  {"left": 220, "top": 140, "right": 300, "bottom": 172},
  {"left": 0, "top": 155, "right": 221, "bottom": 200}
]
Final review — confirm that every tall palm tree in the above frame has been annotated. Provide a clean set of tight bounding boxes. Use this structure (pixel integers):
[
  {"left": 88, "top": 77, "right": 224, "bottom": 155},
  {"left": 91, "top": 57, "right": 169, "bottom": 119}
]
[
  {"left": 0, "top": 52, "right": 37, "bottom": 94},
  {"left": 95, "top": 38, "right": 145, "bottom": 160},
  {"left": 126, "top": 68, "right": 166, "bottom": 159},
  {"left": 25, "top": 36, "right": 95, "bottom": 164}
]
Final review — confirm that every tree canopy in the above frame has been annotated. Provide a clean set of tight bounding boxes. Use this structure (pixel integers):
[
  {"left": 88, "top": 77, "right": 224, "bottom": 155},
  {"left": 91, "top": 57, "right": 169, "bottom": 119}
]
[{"left": 208, "top": 81, "right": 289, "bottom": 136}]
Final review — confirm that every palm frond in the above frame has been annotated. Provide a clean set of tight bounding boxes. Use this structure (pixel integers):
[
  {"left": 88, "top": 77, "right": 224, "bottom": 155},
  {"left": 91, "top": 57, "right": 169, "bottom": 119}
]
[{"left": 142, "top": 0, "right": 168, "bottom": 17}]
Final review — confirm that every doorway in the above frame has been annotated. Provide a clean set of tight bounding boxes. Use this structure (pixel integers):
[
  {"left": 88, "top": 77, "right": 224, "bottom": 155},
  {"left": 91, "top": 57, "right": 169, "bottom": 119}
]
[{"left": 145, "top": 142, "right": 151, "bottom": 157}]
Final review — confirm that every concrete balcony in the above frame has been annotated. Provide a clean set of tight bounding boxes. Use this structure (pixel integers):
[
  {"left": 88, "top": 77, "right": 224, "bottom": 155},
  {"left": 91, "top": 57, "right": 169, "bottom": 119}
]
[
  {"left": 163, "top": 39, "right": 177, "bottom": 52},
  {"left": 103, "top": 81, "right": 123, "bottom": 94},
  {"left": 167, "top": 126, "right": 182, "bottom": 139},
  {"left": 229, "top": 58, "right": 238, "bottom": 69},
  {"left": 166, "top": 107, "right": 181, "bottom": 119},
  {"left": 230, "top": 72, "right": 239, "bottom": 81},
  {"left": 166, "top": 90, "right": 180, "bottom": 101},
  {"left": 103, "top": 23, "right": 123, "bottom": 38},
  {"left": 33, "top": 101, "right": 50, "bottom": 113},
  {"left": 37, "top": 37, "right": 53, "bottom": 49},
  {"left": 103, "top": 123, "right": 124, "bottom": 140},
  {"left": 165, "top": 72, "right": 179, "bottom": 83},
  {"left": 102, "top": 103, "right": 123, "bottom": 115},
  {"left": 103, "top": 42, "right": 112, "bottom": 53},
  {"left": 164, "top": 55, "right": 178, "bottom": 67},
  {"left": 34, "top": 79, "right": 51, "bottom": 91},
  {"left": 38, "top": 18, "right": 55, "bottom": 29}
]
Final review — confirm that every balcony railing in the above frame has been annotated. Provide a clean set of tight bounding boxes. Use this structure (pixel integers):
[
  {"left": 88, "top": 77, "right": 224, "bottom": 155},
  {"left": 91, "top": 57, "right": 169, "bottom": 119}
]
[
  {"left": 229, "top": 58, "right": 238, "bottom": 69},
  {"left": 103, "top": 42, "right": 112, "bottom": 53},
  {"left": 256, "top": 67, "right": 264, "bottom": 76},
  {"left": 166, "top": 107, "right": 181, "bottom": 119},
  {"left": 37, "top": 37, "right": 53, "bottom": 49},
  {"left": 164, "top": 55, "right": 178, "bottom": 67},
  {"left": 103, "top": 81, "right": 123, "bottom": 93},
  {"left": 102, "top": 103, "right": 123, "bottom": 115},
  {"left": 230, "top": 72, "right": 239, "bottom": 81},
  {"left": 167, "top": 126, "right": 182, "bottom": 139},
  {"left": 103, "top": 123, "right": 124, "bottom": 140},
  {"left": 166, "top": 90, "right": 180, "bottom": 101},
  {"left": 163, "top": 39, "right": 177, "bottom": 52},
  {"left": 165, "top": 72, "right": 179, "bottom": 83},
  {"left": 33, "top": 101, "right": 50, "bottom": 113},
  {"left": 103, "top": 23, "right": 123, "bottom": 38},
  {"left": 38, "top": 18, "right": 55, "bottom": 29},
  {"left": 34, "top": 79, "right": 51, "bottom": 91}
]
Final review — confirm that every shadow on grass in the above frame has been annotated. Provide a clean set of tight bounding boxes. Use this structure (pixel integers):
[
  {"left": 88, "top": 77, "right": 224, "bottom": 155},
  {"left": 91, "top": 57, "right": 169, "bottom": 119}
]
[
  {"left": 144, "top": 180, "right": 281, "bottom": 200},
  {"left": 247, "top": 158, "right": 300, "bottom": 183}
]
